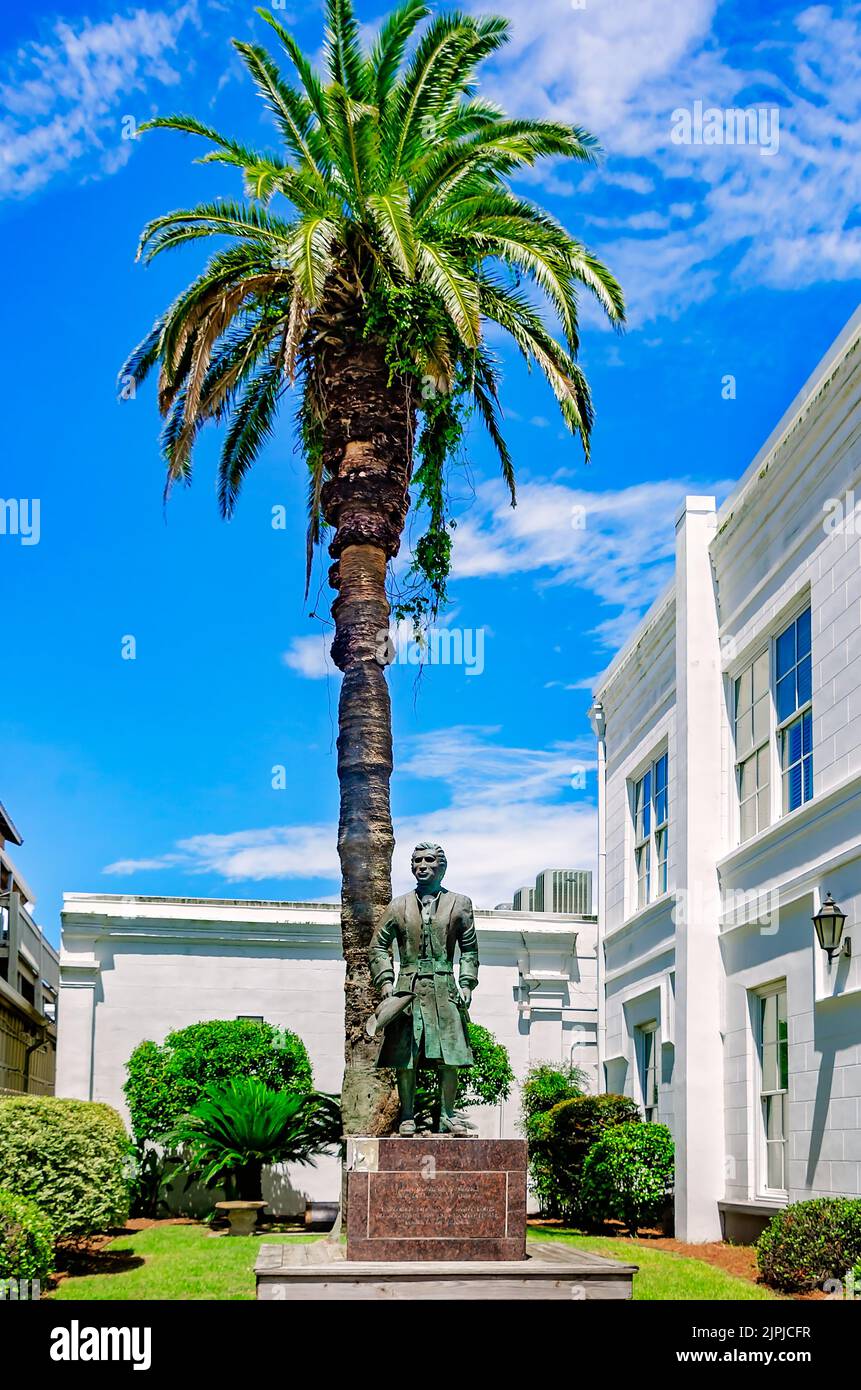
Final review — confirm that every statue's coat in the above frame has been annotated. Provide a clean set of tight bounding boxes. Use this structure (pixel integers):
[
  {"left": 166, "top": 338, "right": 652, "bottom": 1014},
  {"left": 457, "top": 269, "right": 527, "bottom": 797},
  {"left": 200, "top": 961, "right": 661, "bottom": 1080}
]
[{"left": 368, "top": 889, "right": 479, "bottom": 1069}]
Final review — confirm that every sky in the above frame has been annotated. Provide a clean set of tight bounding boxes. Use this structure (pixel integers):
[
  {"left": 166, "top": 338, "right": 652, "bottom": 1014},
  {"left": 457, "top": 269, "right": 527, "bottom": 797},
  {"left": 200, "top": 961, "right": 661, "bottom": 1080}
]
[{"left": 1, "top": 0, "right": 859, "bottom": 943}]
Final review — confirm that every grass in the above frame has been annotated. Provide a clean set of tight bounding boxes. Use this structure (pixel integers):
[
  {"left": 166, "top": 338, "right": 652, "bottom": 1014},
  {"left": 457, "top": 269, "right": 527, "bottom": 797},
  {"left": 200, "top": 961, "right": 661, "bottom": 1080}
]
[
  {"left": 47, "top": 1222, "right": 779, "bottom": 1302},
  {"left": 529, "top": 1227, "right": 779, "bottom": 1301},
  {"left": 48, "top": 1225, "right": 320, "bottom": 1302}
]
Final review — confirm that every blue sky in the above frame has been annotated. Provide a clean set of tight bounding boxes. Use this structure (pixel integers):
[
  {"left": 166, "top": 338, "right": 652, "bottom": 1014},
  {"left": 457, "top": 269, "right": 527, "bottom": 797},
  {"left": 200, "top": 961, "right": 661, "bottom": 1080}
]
[{"left": 1, "top": 0, "right": 859, "bottom": 942}]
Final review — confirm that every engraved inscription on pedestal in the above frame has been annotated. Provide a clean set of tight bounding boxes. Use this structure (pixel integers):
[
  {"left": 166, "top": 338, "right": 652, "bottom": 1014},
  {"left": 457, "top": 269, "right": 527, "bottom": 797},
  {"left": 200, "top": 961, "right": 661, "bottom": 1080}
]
[
  {"left": 347, "top": 1137, "right": 527, "bottom": 1262},
  {"left": 368, "top": 1170, "right": 507, "bottom": 1239}
]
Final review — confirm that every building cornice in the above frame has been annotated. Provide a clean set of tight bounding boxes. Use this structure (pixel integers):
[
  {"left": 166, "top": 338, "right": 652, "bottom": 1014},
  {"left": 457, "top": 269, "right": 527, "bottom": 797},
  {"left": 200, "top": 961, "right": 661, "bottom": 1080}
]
[
  {"left": 593, "top": 585, "right": 676, "bottom": 704},
  {"left": 60, "top": 894, "right": 596, "bottom": 953},
  {"left": 713, "top": 315, "right": 861, "bottom": 547},
  {"left": 604, "top": 891, "right": 676, "bottom": 947},
  {"left": 717, "top": 766, "right": 861, "bottom": 886}
]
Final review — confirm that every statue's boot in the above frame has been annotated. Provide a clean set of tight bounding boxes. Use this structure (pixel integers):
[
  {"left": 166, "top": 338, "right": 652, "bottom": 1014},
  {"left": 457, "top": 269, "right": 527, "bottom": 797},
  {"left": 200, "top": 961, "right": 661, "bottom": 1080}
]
[
  {"left": 399, "top": 1119, "right": 417, "bottom": 1136},
  {"left": 439, "top": 1114, "right": 469, "bottom": 1136}
]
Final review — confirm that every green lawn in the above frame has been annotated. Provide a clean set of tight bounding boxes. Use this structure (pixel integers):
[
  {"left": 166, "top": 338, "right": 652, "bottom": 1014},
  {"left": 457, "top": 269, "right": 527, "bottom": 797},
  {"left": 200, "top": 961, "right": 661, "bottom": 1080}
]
[
  {"left": 48, "top": 1226, "right": 320, "bottom": 1302},
  {"left": 529, "top": 1227, "right": 779, "bottom": 1301},
  {"left": 47, "top": 1222, "right": 778, "bottom": 1301}
]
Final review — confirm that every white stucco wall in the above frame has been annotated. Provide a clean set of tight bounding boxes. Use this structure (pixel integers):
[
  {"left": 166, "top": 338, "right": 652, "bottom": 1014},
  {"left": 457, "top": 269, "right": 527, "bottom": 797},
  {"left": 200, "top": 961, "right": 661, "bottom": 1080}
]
[{"left": 592, "top": 305, "right": 861, "bottom": 1240}]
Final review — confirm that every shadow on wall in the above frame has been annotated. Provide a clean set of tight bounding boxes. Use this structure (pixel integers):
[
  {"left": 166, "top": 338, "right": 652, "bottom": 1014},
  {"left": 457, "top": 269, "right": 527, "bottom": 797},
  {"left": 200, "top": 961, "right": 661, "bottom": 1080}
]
[
  {"left": 160, "top": 1164, "right": 316, "bottom": 1219},
  {"left": 808, "top": 991, "right": 861, "bottom": 1189}
]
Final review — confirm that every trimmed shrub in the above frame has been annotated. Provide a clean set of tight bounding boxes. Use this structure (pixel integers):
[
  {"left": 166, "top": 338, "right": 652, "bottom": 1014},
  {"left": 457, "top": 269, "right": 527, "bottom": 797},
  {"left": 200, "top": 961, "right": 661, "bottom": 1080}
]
[
  {"left": 0, "top": 1189, "right": 54, "bottom": 1282},
  {"left": 453, "top": 1024, "right": 515, "bottom": 1110},
  {"left": 519, "top": 1062, "right": 588, "bottom": 1215},
  {"left": 531, "top": 1093, "right": 642, "bottom": 1219},
  {"left": 124, "top": 1019, "right": 313, "bottom": 1145},
  {"left": 756, "top": 1197, "right": 861, "bottom": 1293},
  {"left": 580, "top": 1122, "right": 674, "bottom": 1234},
  {"left": 521, "top": 1061, "right": 588, "bottom": 1124},
  {"left": 0, "top": 1096, "right": 129, "bottom": 1241}
]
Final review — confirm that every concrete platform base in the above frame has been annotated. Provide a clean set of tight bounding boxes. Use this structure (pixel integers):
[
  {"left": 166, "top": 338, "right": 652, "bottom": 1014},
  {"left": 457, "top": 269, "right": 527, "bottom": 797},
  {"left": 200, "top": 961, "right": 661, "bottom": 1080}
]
[{"left": 255, "top": 1237, "right": 637, "bottom": 1300}]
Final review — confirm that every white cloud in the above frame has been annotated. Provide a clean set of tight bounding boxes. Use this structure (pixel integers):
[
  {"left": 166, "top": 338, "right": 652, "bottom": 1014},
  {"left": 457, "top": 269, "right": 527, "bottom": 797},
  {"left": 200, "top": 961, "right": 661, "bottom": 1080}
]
[
  {"left": 0, "top": 3, "right": 200, "bottom": 198},
  {"left": 545, "top": 674, "right": 602, "bottom": 692},
  {"left": 477, "top": 0, "right": 861, "bottom": 321},
  {"left": 281, "top": 633, "right": 337, "bottom": 680},
  {"left": 102, "top": 725, "right": 596, "bottom": 908},
  {"left": 449, "top": 475, "right": 733, "bottom": 647}
]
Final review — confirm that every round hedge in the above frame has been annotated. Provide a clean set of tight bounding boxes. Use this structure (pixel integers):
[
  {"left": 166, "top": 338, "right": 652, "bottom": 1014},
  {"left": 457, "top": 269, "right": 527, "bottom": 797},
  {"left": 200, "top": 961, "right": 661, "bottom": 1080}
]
[
  {"left": 756, "top": 1197, "right": 861, "bottom": 1292},
  {"left": 580, "top": 1121, "right": 674, "bottom": 1234},
  {"left": 124, "top": 1019, "right": 313, "bottom": 1145},
  {"left": 529, "top": 1093, "right": 642, "bottom": 1219},
  {"left": 0, "top": 1189, "right": 54, "bottom": 1282},
  {"left": 519, "top": 1062, "right": 587, "bottom": 1216},
  {"left": 0, "top": 1097, "right": 129, "bottom": 1242}
]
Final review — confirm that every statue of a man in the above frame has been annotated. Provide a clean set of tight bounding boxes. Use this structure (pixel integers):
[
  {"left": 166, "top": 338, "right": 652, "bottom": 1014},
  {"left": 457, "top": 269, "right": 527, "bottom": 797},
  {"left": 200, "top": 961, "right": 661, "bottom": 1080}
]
[{"left": 368, "top": 842, "right": 479, "bottom": 1136}]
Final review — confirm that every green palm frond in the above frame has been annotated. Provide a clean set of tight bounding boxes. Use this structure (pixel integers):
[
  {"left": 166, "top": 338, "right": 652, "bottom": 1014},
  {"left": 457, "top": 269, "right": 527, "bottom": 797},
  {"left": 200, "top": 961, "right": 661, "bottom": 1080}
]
[
  {"left": 137, "top": 200, "right": 298, "bottom": 264},
  {"left": 324, "top": 0, "right": 369, "bottom": 101},
  {"left": 371, "top": 0, "right": 430, "bottom": 108},
  {"left": 164, "top": 1078, "right": 342, "bottom": 1187},
  {"left": 367, "top": 181, "right": 417, "bottom": 275},
  {"left": 217, "top": 349, "right": 285, "bottom": 517},
  {"left": 127, "top": 2, "right": 625, "bottom": 601}
]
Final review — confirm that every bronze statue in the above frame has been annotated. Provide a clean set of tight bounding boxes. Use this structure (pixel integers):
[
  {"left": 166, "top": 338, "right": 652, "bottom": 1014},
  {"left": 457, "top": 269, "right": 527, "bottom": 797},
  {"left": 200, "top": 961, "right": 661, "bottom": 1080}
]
[{"left": 368, "top": 842, "right": 479, "bottom": 1136}]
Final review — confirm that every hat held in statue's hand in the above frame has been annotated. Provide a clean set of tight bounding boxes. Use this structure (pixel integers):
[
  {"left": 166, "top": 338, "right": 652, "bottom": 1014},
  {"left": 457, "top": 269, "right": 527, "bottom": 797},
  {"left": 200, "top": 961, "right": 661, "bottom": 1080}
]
[{"left": 366, "top": 991, "right": 415, "bottom": 1039}]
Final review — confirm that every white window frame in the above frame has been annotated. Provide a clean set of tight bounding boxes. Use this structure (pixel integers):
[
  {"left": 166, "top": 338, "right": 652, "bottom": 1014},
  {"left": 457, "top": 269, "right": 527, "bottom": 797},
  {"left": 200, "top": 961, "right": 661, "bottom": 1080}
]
[
  {"left": 630, "top": 751, "right": 669, "bottom": 911},
  {"left": 734, "top": 648, "right": 772, "bottom": 843},
  {"left": 730, "top": 604, "right": 813, "bottom": 845},
  {"left": 633, "top": 769, "right": 651, "bottom": 909},
  {"left": 775, "top": 610, "right": 813, "bottom": 816},
  {"left": 752, "top": 981, "right": 789, "bottom": 1199},
  {"left": 637, "top": 1021, "right": 660, "bottom": 1122}
]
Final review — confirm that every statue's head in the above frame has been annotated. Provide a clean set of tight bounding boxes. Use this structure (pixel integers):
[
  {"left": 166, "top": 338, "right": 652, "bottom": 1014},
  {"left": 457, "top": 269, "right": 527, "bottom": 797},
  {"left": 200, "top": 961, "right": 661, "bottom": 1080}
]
[{"left": 411, "top": 842, "right": 447, "bottom": 890}]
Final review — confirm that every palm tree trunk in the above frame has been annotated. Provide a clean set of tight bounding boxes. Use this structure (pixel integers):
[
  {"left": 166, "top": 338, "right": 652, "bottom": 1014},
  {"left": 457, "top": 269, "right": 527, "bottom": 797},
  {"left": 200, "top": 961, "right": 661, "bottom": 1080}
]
[{"left": 322, "top": 337, "right": 414, "bottom": 1137}]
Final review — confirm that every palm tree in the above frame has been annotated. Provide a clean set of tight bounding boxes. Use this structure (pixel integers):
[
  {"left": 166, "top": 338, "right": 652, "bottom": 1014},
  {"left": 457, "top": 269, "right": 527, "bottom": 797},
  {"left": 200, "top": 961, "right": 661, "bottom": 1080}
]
[{"left": 122, "top": 0, "right": 624, "bottom": 1137}]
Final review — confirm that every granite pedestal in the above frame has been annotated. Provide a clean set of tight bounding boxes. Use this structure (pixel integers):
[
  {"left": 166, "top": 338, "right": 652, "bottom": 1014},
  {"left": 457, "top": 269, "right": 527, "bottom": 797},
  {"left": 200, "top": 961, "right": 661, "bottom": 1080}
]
[
  {"left": 346, "top": 1137, "right": 526, "bottom": 1262},
  {"left": 255, "top": 1136, "right": 638, "bottom": 1300}
]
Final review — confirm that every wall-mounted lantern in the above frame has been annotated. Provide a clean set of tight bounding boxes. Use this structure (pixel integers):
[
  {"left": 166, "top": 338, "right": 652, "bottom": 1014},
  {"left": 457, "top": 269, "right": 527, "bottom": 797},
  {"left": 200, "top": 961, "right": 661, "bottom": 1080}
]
[{"left": 812, "top": 893, "right": 849, "bottom": 963}]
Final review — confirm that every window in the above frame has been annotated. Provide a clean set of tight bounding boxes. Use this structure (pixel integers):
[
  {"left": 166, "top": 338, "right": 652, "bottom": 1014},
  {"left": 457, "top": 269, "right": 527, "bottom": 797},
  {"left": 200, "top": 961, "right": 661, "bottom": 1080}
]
[
  {"left": 777, "top": 609, "right": 812, "bottom": 813},
  {"left": 632, "top": 753, "right": 669, "bottom": 908},
  {"left": 634, "top": 769, "right": 651, "bottom": 908},
  {"left": 654, "top": 754, "right": 668, "bottom": 894},
  {"left": 757, "top": 987, "right": 788, "bottom": 1193},
  {"left": 735, "top": 650, "right": 771, "bottom": 842},
  {"left": 638, "top": 1023, "right": 660, "bottom": 1122},
  {"left": 733, "top": 607, "right": 812, "bottom": 842}
]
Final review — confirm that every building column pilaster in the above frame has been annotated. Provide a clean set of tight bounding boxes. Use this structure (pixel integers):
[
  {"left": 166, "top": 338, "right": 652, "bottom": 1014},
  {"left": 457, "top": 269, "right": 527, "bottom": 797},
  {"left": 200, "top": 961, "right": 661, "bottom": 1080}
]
[{"left": 674, "top": 496, "right": 725, "bottom": 1242}]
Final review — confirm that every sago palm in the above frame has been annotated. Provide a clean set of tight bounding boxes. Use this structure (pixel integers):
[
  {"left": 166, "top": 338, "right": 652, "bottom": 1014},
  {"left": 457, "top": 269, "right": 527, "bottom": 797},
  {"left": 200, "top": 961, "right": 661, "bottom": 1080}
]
[
  {"left": 166, "top": 1079, "right": 342, "bottom": 1202},
  {"left": 122, "top": 0, "right": 624, "bottom": 1135}
]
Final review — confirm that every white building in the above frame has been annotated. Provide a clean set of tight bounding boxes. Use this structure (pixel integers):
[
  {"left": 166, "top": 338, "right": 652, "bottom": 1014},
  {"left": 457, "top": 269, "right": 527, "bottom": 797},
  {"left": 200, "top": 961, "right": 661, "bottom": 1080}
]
[
  {"left": 590, "top": 307, "right": 861, "bottom": 1243},
  {"left": 56, "top": 892, "right": 597, "bottom": 1212}
]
